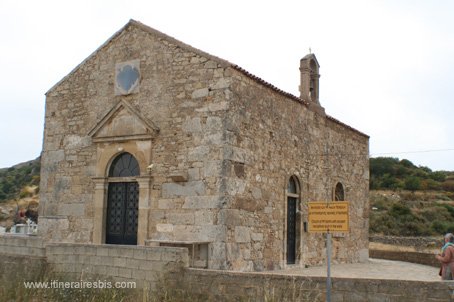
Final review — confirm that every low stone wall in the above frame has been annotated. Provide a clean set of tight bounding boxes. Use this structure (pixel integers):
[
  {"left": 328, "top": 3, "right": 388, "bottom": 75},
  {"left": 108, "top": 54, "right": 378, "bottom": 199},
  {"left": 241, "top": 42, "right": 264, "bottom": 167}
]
[
  {"left": 370, "top": 249, "right": 439, "bottom": 268},
  {"left": 369, "top": 235, "right": 441, "bottom": 268},
  {"left": 370, "top": 235, "right": 440, "bottom": 251},
  {"left": 1, "top": 235, "right": 453, "bottom": 301},
  {"left": 0, "top": 235, "right": 189, "bottom": 288},
  {"left": 46, "top": 243, "right": 189, "bottom": 287},
  {"left": 0, "top": 235, "right": 46, "bottom": 258},
  {"left": 184, "top": 268, "right": 454, "bottom": 301}
]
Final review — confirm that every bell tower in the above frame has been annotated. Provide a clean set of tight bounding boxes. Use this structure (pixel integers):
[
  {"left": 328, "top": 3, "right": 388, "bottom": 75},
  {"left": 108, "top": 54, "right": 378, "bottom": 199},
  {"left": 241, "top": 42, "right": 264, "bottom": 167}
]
[{"left": 299, "top": 54, "right": 325, "bottom": 115}]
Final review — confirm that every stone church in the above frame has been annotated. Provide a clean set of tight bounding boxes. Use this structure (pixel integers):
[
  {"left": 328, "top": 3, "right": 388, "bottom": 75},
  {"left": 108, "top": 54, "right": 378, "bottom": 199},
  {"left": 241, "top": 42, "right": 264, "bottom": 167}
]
[{"left": 38, "top": 20, "right": 369, "bottom": 271}]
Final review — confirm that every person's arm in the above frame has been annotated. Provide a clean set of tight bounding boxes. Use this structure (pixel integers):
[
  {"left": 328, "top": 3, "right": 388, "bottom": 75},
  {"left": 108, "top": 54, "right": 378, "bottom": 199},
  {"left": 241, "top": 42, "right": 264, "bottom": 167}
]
[{"left": 437, "top": 247, "right": 454, "bottom": 263}]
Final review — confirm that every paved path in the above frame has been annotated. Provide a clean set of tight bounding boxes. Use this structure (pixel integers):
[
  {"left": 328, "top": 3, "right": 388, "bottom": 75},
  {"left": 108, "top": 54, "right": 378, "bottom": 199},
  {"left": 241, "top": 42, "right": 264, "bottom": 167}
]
[{"left": 271, "top": 258, "right": 441, "bottom": 282}]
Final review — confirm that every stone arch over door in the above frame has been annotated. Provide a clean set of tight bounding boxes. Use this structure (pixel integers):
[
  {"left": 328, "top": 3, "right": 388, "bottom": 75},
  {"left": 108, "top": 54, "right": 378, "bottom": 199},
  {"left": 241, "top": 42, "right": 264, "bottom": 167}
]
[
  {"left": 285, "top": 175, "right": 301, "bottom": 265},
  {"left": 92, "top": 144, "right": 153, "bottom": 246}
]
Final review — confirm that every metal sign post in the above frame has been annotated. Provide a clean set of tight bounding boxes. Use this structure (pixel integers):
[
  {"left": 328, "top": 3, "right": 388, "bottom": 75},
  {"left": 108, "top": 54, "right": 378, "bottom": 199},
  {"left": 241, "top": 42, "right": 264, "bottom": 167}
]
[
  {"left": 307, "top": 201, "right": 349, "bottom": 302},
  {"left": 326, "top": 231, "right": 332, "bottom": 302}
]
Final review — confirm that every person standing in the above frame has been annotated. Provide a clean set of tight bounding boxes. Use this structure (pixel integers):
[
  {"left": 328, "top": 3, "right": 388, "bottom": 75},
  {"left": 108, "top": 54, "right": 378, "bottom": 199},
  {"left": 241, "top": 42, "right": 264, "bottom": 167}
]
[{"left": 436, "top": 233, "right": 454, "bottom": 280}]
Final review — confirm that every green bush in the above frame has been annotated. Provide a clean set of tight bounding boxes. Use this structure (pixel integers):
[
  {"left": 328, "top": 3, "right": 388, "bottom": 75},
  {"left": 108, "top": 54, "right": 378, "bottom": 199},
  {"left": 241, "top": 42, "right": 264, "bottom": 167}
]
[
  {"left": 369, "top": 157, "right": 452, "bottom": 192},
  {"left": 404, "top": 176, "right": 421, "bottom": 191},
  {"left": 389, "top": 203, "right": 411, "bottom": 216},
  {"left": 370, "top": 190, "right": 454, "bottom": 236}
]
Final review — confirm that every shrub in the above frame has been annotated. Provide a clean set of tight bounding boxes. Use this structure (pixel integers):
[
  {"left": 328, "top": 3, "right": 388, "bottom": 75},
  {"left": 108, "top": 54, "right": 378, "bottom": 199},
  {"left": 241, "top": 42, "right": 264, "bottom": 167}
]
[
  {"left": 442, "top": 180, "right": 454, "bottom": 192},
  {"left": 404, "top": 176, "right": 421, "bottom": 191},
  {"left": 389, "top": 203, "right": 411, "bottom": 216}
]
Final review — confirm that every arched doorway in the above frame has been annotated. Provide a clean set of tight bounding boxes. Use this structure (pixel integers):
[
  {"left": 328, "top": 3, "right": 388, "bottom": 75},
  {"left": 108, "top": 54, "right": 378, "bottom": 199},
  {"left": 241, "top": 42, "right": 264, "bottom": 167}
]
[
  {"left": 106, "top": 152, "right": 140, "bottom": 245},
  {"left": 287, "top": 176, "right": 299, "bottom": 264}
]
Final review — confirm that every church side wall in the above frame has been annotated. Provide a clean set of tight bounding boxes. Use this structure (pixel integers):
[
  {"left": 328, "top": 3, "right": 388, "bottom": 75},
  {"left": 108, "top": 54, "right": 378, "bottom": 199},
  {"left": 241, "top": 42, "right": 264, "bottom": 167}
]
[{"left": 221, "top": 69, "right": 369, "bottom": 270}]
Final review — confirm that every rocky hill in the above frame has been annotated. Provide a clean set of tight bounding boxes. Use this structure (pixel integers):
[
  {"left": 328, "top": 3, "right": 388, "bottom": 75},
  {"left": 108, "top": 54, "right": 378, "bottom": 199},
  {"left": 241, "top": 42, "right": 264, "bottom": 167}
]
[
  {"left": 0, "top": 157, "right": 40, "bottom": 202},
  {"left": 0, "top": 158, "right": 40, "bottom": 230}
]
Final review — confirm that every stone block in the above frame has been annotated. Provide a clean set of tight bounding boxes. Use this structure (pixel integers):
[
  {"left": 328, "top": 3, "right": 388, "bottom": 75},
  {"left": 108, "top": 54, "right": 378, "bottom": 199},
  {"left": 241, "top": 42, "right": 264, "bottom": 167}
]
[
  {"left": 167, "top": 212, "right": 195, "bottom": 225},
  {"left": 182, "top": 117, "right": 202, "bottom": 133},
  {"left": 117, "top": 267, "right": 132, "bottom": 278},
  {"left": 119, "top": 247, "right": 135, "bottom": 258},
  {"left": 202, "top": 133, "right": 223, "bottom": 145},
  {"left": 187, "top": 145, "right": 210, "bottom": 161},
  {"left": 188, "top": 168, "right": 200, "bottom": 180},
  {"left": 133, "top": 249, "right": 148, "bottom": 260},
  {"left": 251, "top": 187, "right": 262, "bottom": 200},
  {"left": 235, "top": 226, "right": 251, "bottom": 243},
  {"left": 219, "top": 209, "right": 242, "bottom": 226},
  {"left": 222, "top": 146, "right": 251, "bottom": 164},
  {"left": 162, "top": 181, "right": 206, "bottom": 198},
  {"left": 203, "top": 161, "right": 221, "bottom": 177},
  {"left": 251, "top": 233, "right": 263, "bottom": 242},
  {"left": 131, "top": 269, "right": 148, "bottom": 280},
  {"left": 58, "top": 203, "right": 85, "bottom": 216},
  {"left": 146, "top": 250, "right": 161, "bottom": 261},
  {"left": 191, "top": 88, "right": 209, "bottom": 99},
  {"left": 225, "top": 178, "right": 246, "bottom": 195},
  {"left": 195, "top": 210, "right": 215, "bottom": 225},
  {"left": 156, "top": 224, "right": 174, "bottom": 233},
  {"left": 183, "top": 196, "right": 220, "bottom": 209},
  {"left": 113, "top": 257, "right": 127, "bottom": 267},
  {"left": 126, "top": 258, "right": 140, "bottom": 269},
  {"left": 158, "top": 199, "right": 180, "bottom": 209},
  {"left": 211, "top": 78, "right": 230, "bottom": 90},
  {"left": 96, "top": 247, "right": 109, "bottom": 257}
]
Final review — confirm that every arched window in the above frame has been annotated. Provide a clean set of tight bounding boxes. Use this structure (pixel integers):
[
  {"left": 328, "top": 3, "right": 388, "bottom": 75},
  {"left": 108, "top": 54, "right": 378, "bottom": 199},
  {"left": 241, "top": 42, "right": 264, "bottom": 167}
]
[
  {"left": 334, "top": 182, "right": 344, "bottom": 201},
  {"left": 288, "top": 177, "right": 298, "bottom": 195},
  {"left": 109, "top": 152, "right": 140, "bottom": 177}
]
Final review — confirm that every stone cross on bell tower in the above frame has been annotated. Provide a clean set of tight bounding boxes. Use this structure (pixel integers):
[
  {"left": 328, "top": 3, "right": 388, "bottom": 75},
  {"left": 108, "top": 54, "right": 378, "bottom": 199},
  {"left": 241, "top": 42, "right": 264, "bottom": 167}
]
[{"left": 299, "top": 54, "right": 325, "bottom": 115}]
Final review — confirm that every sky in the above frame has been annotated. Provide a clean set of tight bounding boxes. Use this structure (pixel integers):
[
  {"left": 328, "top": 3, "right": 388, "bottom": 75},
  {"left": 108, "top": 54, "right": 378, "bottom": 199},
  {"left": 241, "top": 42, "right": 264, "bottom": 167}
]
[{"left": 1, "top": 0, "right": 453, "bottom": 170}]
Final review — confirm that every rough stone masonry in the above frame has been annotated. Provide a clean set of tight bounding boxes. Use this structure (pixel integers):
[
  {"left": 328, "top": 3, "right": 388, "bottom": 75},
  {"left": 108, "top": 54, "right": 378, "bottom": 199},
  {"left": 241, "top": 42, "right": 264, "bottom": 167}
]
[{"left": 38, "top": 19, "right": 369, "bottom": 271}]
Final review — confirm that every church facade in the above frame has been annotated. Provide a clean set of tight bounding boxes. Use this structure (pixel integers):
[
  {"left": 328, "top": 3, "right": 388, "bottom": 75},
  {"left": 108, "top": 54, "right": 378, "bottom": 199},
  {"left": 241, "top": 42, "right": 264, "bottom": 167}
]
[{"left": 39, "top": 20, "right": 369, "bottom": 271}]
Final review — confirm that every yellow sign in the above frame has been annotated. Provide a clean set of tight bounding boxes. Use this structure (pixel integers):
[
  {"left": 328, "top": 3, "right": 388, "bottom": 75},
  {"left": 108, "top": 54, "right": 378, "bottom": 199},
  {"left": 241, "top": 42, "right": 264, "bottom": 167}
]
[{"left": 308, "top": 202, "right": 349, "bottom": 233}]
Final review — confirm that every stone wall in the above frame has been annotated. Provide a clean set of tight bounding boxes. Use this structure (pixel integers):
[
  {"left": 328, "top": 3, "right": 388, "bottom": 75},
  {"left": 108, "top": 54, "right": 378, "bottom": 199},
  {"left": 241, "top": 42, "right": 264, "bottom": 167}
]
[
  {"left": 46, "top": 243, "right": 188, "bottom": 287},
  {"left": 370, "top": 249, "right": 439, "bottom": 268},
  {"left": 369, "top": 235, "right": 441, "bottom": 267},
  {"left": 218, "top": 68, "right": 369, "bottom": 270},
  {"left": 1, "top": 236, "right": 452, "bottom": 301},
  {"left": 370, "top": 235, "right": 441, "bottom": 251},
  {"left": 0, "top": 235, "right": 46, "bottom": 258},
  {"left": 0, "top": 236, "right": 189, "bottom": 288},
  {"left": 183, "top": 268, "right": 454, "bottom": 302}
]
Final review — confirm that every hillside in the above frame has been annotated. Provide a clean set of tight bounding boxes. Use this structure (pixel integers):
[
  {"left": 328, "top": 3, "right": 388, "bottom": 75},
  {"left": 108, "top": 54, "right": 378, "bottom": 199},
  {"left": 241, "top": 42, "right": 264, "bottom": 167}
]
[
  {"left": 370, "top": 157, "right": 454, "bottom": 192},
  {"left": 369, "top": 190, "right": 454, "bottom": 236},
  {"left": 0, "top": 158, "right": 40, "bottom": 229},
  {"left": 0, "top": 157, "right": 40, "bottom": 203}
]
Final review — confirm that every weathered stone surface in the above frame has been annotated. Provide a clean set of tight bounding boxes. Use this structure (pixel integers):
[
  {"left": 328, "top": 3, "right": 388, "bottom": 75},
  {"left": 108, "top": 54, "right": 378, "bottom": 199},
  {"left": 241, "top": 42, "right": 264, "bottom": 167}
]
[
  {"left": 162, "top": 181, "right": 206, "bottom": 198},
  {"left": 235, "top": 226, "right": 251, "bottom": 243},
  {"left": 191, "top": 88, "right": 209, "bottom": 99}
]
